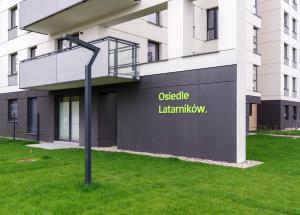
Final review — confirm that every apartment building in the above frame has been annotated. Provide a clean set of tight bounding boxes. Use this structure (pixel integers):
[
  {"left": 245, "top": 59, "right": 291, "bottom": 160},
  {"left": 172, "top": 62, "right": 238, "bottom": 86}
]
[
  {"left": 258, "top": 0, "right": 300, "bottom": 129},
  {"left": 0, "top": 0, "right": 260, "bottom": 164}
]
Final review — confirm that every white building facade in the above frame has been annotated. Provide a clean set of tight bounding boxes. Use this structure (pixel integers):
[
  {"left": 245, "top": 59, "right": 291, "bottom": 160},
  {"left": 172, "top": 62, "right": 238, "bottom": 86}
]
[
  {"left": 0, "top": 0, "right": 262, "bottom": 163},
  {"left": 258, "top": 0, "right": 300, "bottom": 129}
]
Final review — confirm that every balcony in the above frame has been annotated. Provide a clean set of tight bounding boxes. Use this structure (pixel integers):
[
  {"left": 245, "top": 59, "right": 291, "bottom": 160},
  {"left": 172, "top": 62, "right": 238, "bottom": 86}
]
[
  {"left": 293, "top": 2, "right": 298, "bottom": 10},
  {"left": 19, "top": 0, "right": 140, "bottom": 34},
  {"left": 284, "top": 26, "right": 289, "bottom": 35},
  {"left": 293, "top": 61, "right": 298, "bottom": 69},
  {"left": 284, "top": 89, "right": 290, "bottom": 97},
  {"left": 293, "top": 91, "right": 298, "bottom": 98},
  {"left": 284, "top": 57, "right": 290, "bottom": 66},
  {"left": 293, "top": 31, "right": 298, "bottom": 40},
  {"left": 19, "top": 37, "right": 139, "bottom": 90}
]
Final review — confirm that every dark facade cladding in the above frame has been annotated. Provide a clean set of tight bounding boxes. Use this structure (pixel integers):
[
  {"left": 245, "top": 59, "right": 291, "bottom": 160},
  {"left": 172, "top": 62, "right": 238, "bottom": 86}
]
[
  {"left": 0, "top": 90, "right": 55, "bottom": 142},
  {"left": 258, "top": 100, "right": 300, "bottom": 130},
  {"left": 0, "top": 65, "right": 238, "bottom": 162}
]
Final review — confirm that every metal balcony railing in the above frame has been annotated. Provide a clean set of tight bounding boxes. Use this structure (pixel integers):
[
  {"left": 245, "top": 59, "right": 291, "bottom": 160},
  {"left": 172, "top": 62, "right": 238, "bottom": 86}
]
[
  {"left": 284, "top": 89, "right": 290, "bottom": 97},
  {"left": 293, "top": 32, "right": 298, "bottom": 40},
  {"left": 293, "top": 1, "right": 298, "bottom": 10},
  {"left": 293, "top": 61, "right": 298, "bottom": 69},
  {"left": 284, "top": 26, "right": 290, "bottom": 35},
  {"left": 284, "top": 58, "right": 290, "bottom": 65},
  {"left": 293, "top": 91, "right": 298, "bottom": 98}
]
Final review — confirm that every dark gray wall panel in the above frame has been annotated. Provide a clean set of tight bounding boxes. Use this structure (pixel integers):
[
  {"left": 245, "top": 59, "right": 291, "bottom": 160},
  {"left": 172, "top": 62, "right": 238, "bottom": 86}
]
[
  {"left": 165, "top": 70, "right": 198, "bottom": 86},
  {"left": 258, "top": 100, "right": 300, "bottom": 130},
  {"left": 0, "top": 100, "right": 8, "bottom": 137},
  {"left": 0, "top": 90, "right": 55, "bottom": 142},
  {"left": 198, "top": 65, "right": 237, "bottom": 84},
  {"left": 117, "top": 65, "right": 238, "bottom": 162},
  {"left": 165, "top": 85, "right": 198, "bottom": 158},
  {"left": 117, "top": 89, "right": 143, "bottom": 152},
  {"left": 198, "top": 82, "right": 237, "bottom": 162},
  {"left": 138, "top": 88, "right": 167, "bottom": 154},
  {"left": 98, "top": 93, "right": 117, "bottom": 147}
]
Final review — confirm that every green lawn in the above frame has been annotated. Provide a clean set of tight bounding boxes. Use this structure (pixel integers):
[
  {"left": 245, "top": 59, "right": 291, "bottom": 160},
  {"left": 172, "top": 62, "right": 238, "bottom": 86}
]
[
  {"left": 255, "top": 129, "right": 300, "bottom": 136},
  {"left": 0, "top": 135, "right": 299, "bottom": 215}
]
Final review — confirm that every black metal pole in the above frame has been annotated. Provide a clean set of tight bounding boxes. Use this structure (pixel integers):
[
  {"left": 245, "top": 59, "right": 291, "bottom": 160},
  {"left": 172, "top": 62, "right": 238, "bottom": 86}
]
[
  {"left": 85, "top": 65, "right": 92, "bottom": 185},
  {"left": 63, "top": 34, "right": 100, "bottom": 185},
  {"left": 13, "top": 113, "right": 16, "bottom": 140},
  {"left": 37, "top": 113, "right": 40, "bottom": 143}
]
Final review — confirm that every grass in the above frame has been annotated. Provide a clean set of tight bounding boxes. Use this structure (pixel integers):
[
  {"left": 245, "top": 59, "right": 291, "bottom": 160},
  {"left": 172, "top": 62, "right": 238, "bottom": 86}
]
[
  {"left": 0, "top": 135, "right": 300, "bottom": 215},
  {"left": 255, "top": 129, "right": 300, "bottom": 136}
]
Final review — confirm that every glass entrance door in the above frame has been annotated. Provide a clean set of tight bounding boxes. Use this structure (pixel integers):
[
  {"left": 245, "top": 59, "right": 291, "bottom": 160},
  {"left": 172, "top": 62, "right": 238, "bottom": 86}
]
[{"left": 59, "top": 96, "right": 79, "bottom": 141}]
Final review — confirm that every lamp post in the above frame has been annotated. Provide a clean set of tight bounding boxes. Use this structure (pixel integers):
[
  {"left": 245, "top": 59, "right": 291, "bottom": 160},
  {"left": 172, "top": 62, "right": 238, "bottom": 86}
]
[{"left": 63, "top": 34, "right": 100, "bottom": 185}]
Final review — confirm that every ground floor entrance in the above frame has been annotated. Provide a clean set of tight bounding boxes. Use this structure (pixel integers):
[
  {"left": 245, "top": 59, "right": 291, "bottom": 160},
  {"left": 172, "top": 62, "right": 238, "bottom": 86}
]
[
  {"left": 58, "top": 96, "right": 80, "bottom": 142},
  {"left": 249, "top": 104, "right": 258, "bottom": 131}
]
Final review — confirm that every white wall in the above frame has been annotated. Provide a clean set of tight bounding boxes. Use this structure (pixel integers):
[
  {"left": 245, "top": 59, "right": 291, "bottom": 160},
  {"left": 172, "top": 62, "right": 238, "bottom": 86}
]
[{"left": 258, "top": 0, "right": 300, "bottom": 102}]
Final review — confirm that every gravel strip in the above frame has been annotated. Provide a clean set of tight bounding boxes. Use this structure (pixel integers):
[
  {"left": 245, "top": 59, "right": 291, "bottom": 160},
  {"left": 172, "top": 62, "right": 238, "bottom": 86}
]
[
  {"left": 256, "top": 133, "right": 300, "bottom": 139},
  {"left": 92, "top": 146, "right": 263, "bottom": 169}
]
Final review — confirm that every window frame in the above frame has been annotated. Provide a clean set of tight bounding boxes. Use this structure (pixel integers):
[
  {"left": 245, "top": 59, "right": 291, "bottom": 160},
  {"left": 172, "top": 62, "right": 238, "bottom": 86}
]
[
  {"left": 284, "top": 43, "right": 289, "bottom": 60},
  {"left": 293, "top": 47, "right": 297, "bottom": 63},
  {"left": 8, "top": 99, "right": 18, "bottom": 122},
  {"left": 284, "top": 74, "right": 289, "bottom": 90},
  {"left": 293, "top": 106, "right": 297, "bottom": 120},
  {"left": 207, "top": 7, "right": 219, "bottom": 41},
  {"left": 57, "top": 33, "right": 80, "bottom": 51},
  {"left": 147, "top": 12, "right": 161, "bottom": 26},
  {"left": 293, "top": 18, "right": 297, "bottom": 33},
  {"left": 253, "top": 27, "right": 258, "bottom": 54},
  {"left": 10, "top": 53, "right": 18, "bottom": 76},
  {"left": 253, "top": 65, "right": 258, "bottom": 92},
  {"left": 284, "top": 12, "right": 289, "bottom": 29},
  {"left": 284, "top": 105, "right": 289, "bottom": 121},
  {"left": 29, "top": 46, "right": 37, "bottom": 59},
  {"left": 147, "top": 40, "right": 160, "bottom": 63},
  {"left": 10, "top": 6, "right": 17, "bottom": 29},
  {"left": 27, "top": 97, "right": 38, "bottom": 134},
  {"left": 293, "top": 77, "right": 297, "bottom": 92}
]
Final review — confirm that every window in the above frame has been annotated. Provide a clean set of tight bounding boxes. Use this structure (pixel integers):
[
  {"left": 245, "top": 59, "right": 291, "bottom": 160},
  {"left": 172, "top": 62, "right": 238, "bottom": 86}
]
[
  {"left": 148, "top": 41, "right": 160, "bottom": 63},
  {"left": 284, "top": 12, "right": 289, "bottom": 31},
  {"left": 293, "top": 0, "right": 297, "bottom": 10},
  {"left": 29, "top": 46, "right": 37, "bottom": 59},
  {"left": 293, "top": 77, "right": 297, "bottom": 92},
  {"left": 57, "top": 33, "right": 79, "bottom": 50},
  {"left": 253, "top": 0, "right": 257, "bottom": 14},
  {"left": 293, "top": 48, "right": 297, "bottom": 68},
  {"left": 10, "top": 6, "right": 17, "bottom": 29},
  {"left": 284, "top": 75, "right": 289, "bottom": 90},
  {"left": 293, "top": 48, "right": 297, "bottom": 62},
  {"left": 284, "top": 43, "right": 289, "bottom": 64},
  {"left": 253, "top": 27, "right": 258, "bottom": 53},
  {"left": 207, "top": 8, "right": 218, "bottom": 40},
  {"left": 253, "top": 65, "right": 258, "bottom": 92},
  {"left": 146, "top": 13, "right": 160, "bottom": 25},
  {"left": 284, "top": 105, "right": 289, "bottom": 120},
  {"left": 10, "top": 53, "right": 18, "bottom": 75},
  {"left": 28, "top": 98, "right": 38, "bottom": 134},
  {"left": 293, "top": 18, "right": 297, "bottom": 35},
  {"left": 293, "top": 106, "right": 297, "bottom": 120},
  {"left": 8, "top": 99, "right": 17, "bottom": 121}
]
